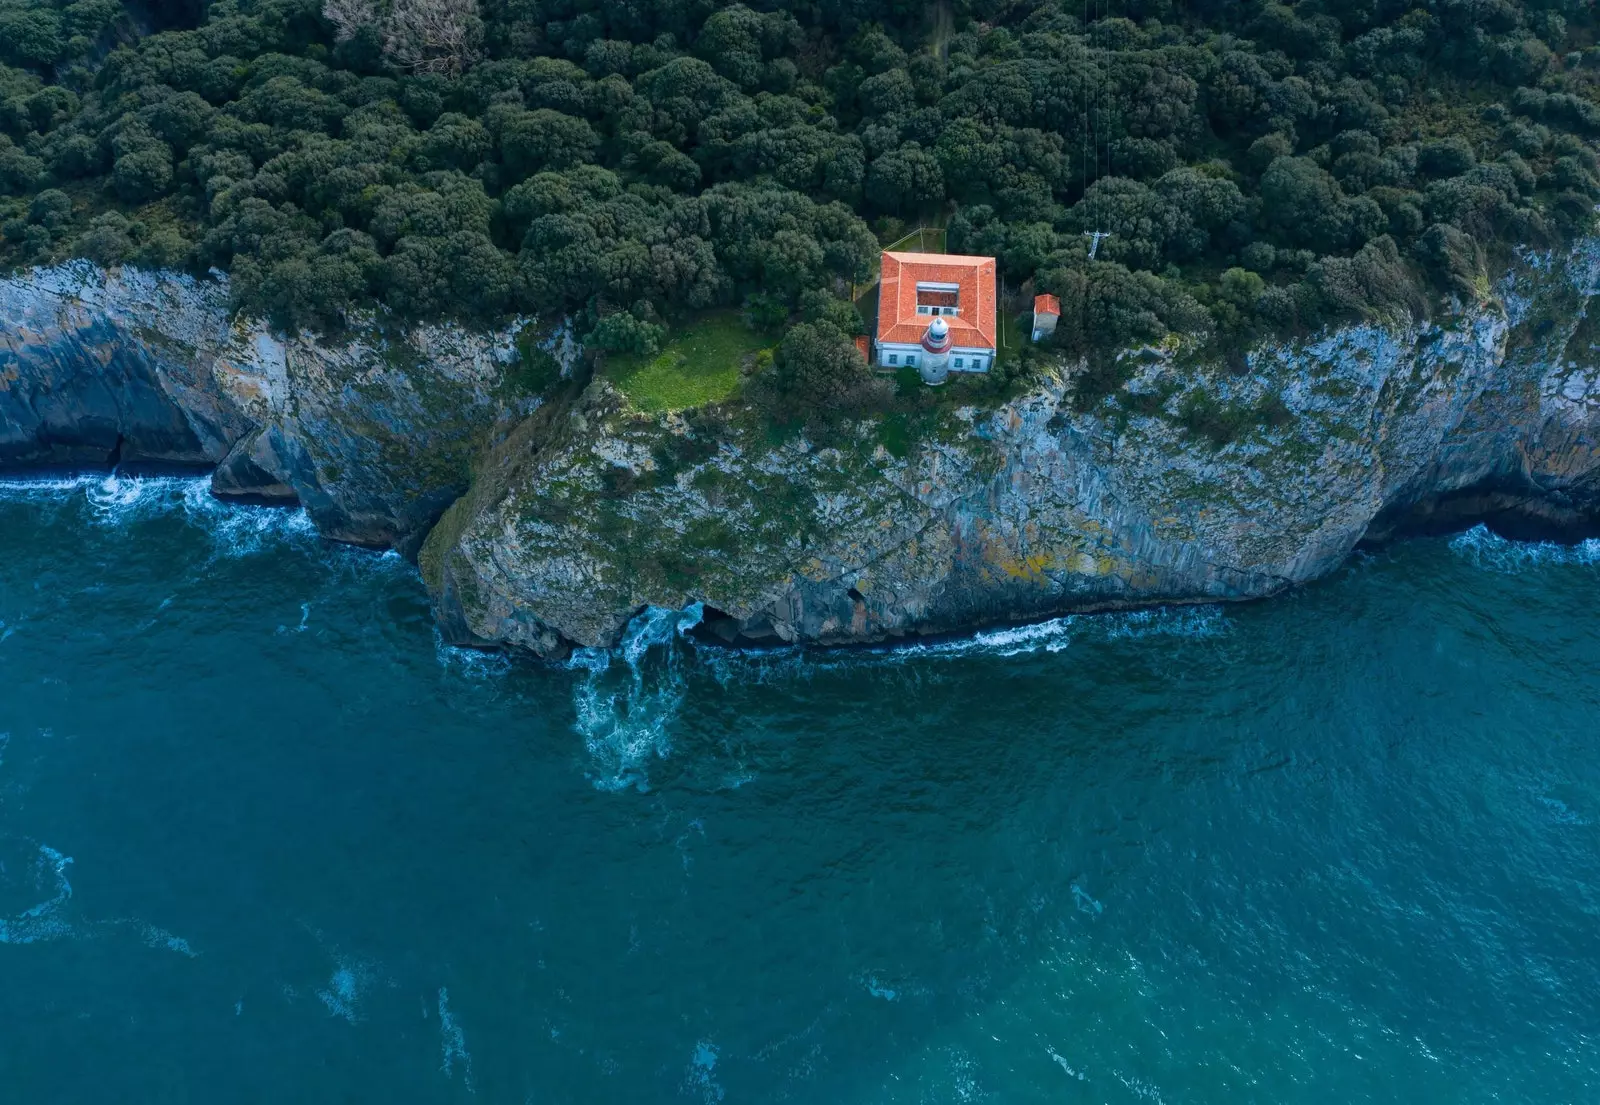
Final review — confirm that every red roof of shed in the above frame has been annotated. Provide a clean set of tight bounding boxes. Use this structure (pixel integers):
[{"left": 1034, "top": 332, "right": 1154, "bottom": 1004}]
[
  {"left": 1034, "top": 293, "right": 1061, "bottom": 317},
  {"left": 876, "top": 252, "right": 997, "bottom": 350}
]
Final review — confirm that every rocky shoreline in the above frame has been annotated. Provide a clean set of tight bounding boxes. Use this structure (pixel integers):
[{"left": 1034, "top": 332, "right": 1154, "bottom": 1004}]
[{"left": 4, "top": 246, "right": 1600, "bottom": 658}]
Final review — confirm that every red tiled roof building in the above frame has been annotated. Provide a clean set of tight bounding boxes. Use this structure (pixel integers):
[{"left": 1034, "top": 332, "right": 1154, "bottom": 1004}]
[
  {"left": 874, "top": 251, "right": 997, "bottom": 384},
  {"left": 1031, "top": 293, "right": 1061, "bottom": 341}
]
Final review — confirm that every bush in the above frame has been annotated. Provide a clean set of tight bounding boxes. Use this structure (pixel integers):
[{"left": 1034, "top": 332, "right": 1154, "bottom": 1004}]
[
  {"left": 27, "top": 189, "right": 71, "bottom": 229},
  {"left": 0, "top": 142, "right": 42, "bottom": 195},
  {"left": 758, "top": 320, "right": 883, "bottom": 420},
  {"left": 113, "top": 145, "right": 175, "bottom": 204},
  {"left": 587, "top": 310, "right": 665, "bottom": 356}
]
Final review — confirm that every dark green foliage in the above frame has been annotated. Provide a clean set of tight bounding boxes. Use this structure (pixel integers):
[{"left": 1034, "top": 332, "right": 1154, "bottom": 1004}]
[
  {"left": 586, "top": 309, "right": 665, "bottom": 356},
  {"left": 756, "top": 319, "right": 884, "bottom": 420},
  {"left": 0, "top": 0, "right": 1593, "bottom": 348}
]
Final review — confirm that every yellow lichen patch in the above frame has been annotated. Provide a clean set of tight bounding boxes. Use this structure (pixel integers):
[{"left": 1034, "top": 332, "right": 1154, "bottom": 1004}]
[
  {"left": 973, "top": 521, "right": 1062, "bottom": 582},
  {"left": 799, "top": 556, "right": 832, "bottom": 582}
]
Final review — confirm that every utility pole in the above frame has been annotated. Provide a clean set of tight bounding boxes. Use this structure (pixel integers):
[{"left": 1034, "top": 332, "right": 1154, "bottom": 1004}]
[{"left": 1084, "top": 230, "right": 1110, "bottom": 260}]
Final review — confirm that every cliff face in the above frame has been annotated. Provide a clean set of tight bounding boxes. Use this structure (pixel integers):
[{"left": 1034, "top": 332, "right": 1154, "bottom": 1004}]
[
  {"left": 3, "top": 247, "right": 1599, "bottom": 655},
  {"left": 0, "top": 264, "right": 247, "bottom": 468},
  {"left": 420, "top": 240, "right": 1600, "bottom": 657},
  {"left": 0, "top": 260, "right": 558, "bottom": 550}
]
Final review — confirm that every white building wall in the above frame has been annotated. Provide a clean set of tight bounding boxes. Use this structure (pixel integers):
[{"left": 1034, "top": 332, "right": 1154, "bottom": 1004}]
[{"left": 877, "top": 343, "right": 994, "bottom": 373}]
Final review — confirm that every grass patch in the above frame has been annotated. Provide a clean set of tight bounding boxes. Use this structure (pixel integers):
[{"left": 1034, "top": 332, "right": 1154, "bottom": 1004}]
[{"left": 604, "top": 311, "right": 772, "bottom": 413}]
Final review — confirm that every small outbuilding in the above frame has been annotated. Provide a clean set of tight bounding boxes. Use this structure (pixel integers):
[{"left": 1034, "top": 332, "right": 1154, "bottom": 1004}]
[{"left": 1031, "top": 294, "right": 1060, "bottom": 342}]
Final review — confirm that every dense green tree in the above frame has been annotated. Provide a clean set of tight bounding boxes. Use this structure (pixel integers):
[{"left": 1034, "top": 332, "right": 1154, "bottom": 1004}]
[
  {"left": 0, "top": 0, "right": 1593, "bottom": 348},
  {"left": 760, "top": 319, "right": 881, "bottom": 418},
  {"left": 498, "top": 108, "right": 598, "bottom": 177}
]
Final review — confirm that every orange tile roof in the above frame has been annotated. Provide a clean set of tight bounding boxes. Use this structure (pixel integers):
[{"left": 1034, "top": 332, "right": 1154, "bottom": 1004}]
[
  {"left": 1034, "top": 293, "right": 1061, "bottom": 316},
  {"left": 876, "top": 251, "right": 997, "bottom": 350}
]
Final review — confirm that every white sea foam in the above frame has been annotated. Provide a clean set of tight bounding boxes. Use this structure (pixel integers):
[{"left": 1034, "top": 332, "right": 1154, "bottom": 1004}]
[
  {"left": 0, "top": 844, "right": 74, "bottom": 946},
  {"left": 437, "top": 987, "right": 475, "bottom": 1092},
  {"left": 568, "top": 604, "right": 704, "bottom": 793},
  {"left": 0, "top": 473, "right": 320, "bottom": 557},
  {"left": 863, "top": 975, "right": 899, "bottom": 1001},
  {"left": 317, "top": 957, "right": 376, "bottom": 1023},
  {"left": 1047, "top": 1046, "right": 1088, "bottom": 1081},
  {"left": 135, "top": 924, "right": 199, "bottom": 958},
  {"left": 433, "top": 630, "right": 512, "bottom": 679},
  {"left": 682, "top": 1040, "right": 725, "bottom": 1105},
  {"left": 1449, "top": 524, "right": 1600, "bottom": 573},
  {"left": 697, "top": 604, "right": 1227, "bottom": 683}
]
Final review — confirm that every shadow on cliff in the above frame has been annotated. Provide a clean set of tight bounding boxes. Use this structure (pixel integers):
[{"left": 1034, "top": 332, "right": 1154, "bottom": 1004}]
[{"left": 1361, "top": 475, "right": 1600, "bottom": 549}]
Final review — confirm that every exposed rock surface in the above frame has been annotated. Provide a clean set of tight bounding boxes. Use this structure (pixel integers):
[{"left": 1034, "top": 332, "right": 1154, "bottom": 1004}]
[
  {"left": 0, "top": 261, "right": 555, "bottom": 550},
  {"left": 421, "top": 240, "right": 1600, "bottom": 656},
  {"left": 4, "top": 247, "right": 1600, "bottom": 655},
  {"left": 0, "top": 264, "right": 247, "bottom": 468}
]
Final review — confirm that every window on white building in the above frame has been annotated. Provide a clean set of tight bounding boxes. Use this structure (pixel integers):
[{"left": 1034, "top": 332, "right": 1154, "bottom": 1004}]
[
  {"left": 905, "top": 355, "right": 916, "bottom": 366},
  {"left": 887, "top": 354, "right": 898, "bottom": 365},
  {"left": 953, "top": 357, "right": 964, "bottom": 368}
]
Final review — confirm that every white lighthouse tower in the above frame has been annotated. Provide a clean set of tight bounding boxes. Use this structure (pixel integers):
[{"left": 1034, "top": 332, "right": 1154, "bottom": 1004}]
[{"left": 918, "top": 315, "right": 953, "bottom": 384}]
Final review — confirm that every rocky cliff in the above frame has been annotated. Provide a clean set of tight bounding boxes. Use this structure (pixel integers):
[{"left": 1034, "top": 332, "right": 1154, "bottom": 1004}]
[
  {"left": 419, "top": 239, "right": 1600, "bottom": 656},
  {"left": 0, "top": 260, "right": 564, "bottom": 551},
  {"left": 3, "top": 247, "right": 1599, "bottom": 656}
]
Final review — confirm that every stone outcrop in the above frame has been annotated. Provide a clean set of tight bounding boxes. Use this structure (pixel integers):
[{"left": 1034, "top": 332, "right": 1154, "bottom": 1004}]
[
  {"left": 4, "top": 246, "right": 1600, "bottom": 656},
  {"left": 419, "top": 240, "right": 1600, "bottom": 657},
  {"left": 0, "top": 260, "right": 560, "bottom": 550},
  {"left": 0, "top": 264, "right": 247, "bottom": 468}
]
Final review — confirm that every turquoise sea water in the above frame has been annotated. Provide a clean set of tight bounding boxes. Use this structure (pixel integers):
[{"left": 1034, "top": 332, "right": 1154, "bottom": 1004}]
[{"left": 2, "top": 474, "right": 1599, "bottom": 1103}]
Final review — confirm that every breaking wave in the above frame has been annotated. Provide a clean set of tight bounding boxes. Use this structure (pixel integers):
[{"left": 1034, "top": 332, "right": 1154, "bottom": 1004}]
[
  {"left": 0, "top": 473, "right": 318, "bottom": 557},
  {"left": 1449, "top": 524, "right": 1600, "bottom": 573},
  {"left": 566, "top": 602, "right": 1225, "bottom": 791},
  {"left": 690, "top": 604, "right": 1229, "bottom": 688},
  {"left": 433, "top": 631, "right": 512, "bottom": 680},
  {"left": 568, "top": 604, "right": 704, "bottom": 793}
]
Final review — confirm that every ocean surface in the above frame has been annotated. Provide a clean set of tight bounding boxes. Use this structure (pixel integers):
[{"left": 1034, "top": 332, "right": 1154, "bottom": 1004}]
[{"left": 1, "top": 474, "right": 1598, "bottom": 1104}]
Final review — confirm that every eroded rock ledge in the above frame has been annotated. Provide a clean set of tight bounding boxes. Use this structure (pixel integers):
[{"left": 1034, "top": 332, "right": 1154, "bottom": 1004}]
[{"left": 4, "top": 246, "right": 1600, "bottom": 657}]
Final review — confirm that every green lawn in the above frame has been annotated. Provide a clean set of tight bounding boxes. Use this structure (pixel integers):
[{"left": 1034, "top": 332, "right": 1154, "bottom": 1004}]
[{"left": 603, "top": 311, "right": 772, "bottom": 413}]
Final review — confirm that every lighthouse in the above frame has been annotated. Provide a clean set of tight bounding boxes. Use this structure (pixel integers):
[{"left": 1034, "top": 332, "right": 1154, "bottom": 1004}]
[
  {"left": 872, "top": 251, "right": 998, "bottom": 384},
  {"left": 919, "top": 315, "right": 953, "bottom": 384}
]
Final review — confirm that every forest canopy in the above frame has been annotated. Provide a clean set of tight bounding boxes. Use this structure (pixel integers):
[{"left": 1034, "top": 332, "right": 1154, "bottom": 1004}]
[{"left": 1, "top": 0, "right": 1597, "bottom": 357}]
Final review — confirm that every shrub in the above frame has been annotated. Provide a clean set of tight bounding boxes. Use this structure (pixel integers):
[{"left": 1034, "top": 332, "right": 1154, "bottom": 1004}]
[
  {"left": 758, "top": 320, "right": 883, "bottom": 420},
  {"left": 587, "top": 310, "right": 664, "bottom": 357},
  {"left": 113, "top": 145, "right": 175, "bottom": 204}
]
